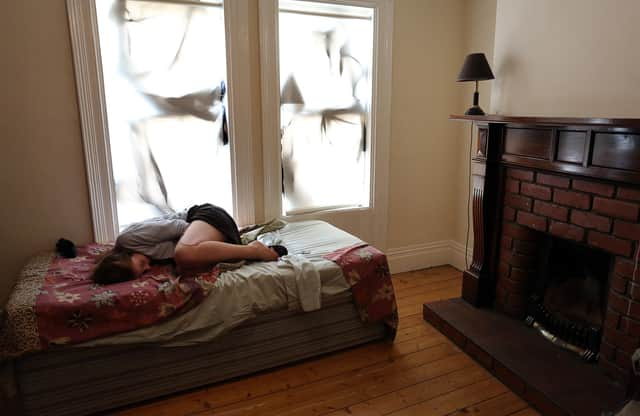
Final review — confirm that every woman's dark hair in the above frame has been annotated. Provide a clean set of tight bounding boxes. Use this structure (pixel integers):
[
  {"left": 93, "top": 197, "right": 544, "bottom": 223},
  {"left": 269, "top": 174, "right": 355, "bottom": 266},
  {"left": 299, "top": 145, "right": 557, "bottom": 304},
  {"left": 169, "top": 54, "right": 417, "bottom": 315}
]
[{"left": 91, "top": 246, "right": 135, "bottom": 284}]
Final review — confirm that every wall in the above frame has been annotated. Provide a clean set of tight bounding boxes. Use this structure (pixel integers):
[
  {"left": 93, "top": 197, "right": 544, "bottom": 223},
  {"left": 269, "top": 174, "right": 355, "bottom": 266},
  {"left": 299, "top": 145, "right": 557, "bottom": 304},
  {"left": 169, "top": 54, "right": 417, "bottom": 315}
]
[
  {"left": 491, "top": 0, "right": 640, "bottom": 117},
  {"left": 387, "top": 0, "right": 466, "bottom": 251},
  {"left": 452, "top": 0, "right": 497, "bottom": 261},
  {"left": 0, "top": 1, "right": 94, "bottom": 305}
]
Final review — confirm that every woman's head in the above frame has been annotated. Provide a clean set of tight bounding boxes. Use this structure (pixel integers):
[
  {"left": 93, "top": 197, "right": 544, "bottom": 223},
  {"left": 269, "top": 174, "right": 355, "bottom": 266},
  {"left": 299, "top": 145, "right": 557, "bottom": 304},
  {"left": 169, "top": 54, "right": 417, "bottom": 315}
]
[{"left": 91, "top": 248, "right": 151, "bottom": 284}]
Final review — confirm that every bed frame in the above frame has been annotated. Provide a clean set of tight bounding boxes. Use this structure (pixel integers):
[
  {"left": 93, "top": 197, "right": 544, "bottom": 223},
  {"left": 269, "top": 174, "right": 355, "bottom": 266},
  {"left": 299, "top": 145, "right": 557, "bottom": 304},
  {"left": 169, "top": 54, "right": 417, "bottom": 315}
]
[{"left": 15, "top": 294, "right": 386, "bottom": 416}]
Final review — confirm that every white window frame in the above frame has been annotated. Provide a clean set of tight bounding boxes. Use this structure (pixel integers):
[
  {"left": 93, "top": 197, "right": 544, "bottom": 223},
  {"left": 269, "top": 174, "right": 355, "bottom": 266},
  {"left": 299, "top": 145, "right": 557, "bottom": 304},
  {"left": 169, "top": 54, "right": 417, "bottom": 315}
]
[
  {"left": 258, "top": 0, "right": 393, "bottom": 248},
  {"left": 67, "top": 0, "right": 257, "bottom": 242}
]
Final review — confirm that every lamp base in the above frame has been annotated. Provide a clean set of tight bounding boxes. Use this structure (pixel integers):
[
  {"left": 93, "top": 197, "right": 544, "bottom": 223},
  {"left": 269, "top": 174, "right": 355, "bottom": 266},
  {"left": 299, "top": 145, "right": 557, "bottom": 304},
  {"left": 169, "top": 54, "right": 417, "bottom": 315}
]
[{"left": 464, "top": 106, "right": 486, "bottom": 116}]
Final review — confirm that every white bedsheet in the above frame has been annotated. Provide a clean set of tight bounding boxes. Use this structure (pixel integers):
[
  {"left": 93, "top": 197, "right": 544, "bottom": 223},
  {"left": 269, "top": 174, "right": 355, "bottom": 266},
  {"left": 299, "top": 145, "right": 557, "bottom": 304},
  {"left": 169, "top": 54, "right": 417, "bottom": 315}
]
[{"left": 79, "top": 220, "right": 361, "bottom": 347}]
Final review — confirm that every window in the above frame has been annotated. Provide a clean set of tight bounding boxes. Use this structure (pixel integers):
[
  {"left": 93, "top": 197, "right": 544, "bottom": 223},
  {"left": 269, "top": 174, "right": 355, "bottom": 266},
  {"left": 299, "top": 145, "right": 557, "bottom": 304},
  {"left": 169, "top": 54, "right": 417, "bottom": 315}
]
[
  {"left": 95, "top": 0, "right": 232, "bottom": 228},
  {"left": 260, "top": 0, "right": 392, "bottom": 247},
  {"left": 68, "top": 0, "right": 392, "bottom": 247},
  {"left": 278, "top": 1, "right": 374, "bottom": 215}
]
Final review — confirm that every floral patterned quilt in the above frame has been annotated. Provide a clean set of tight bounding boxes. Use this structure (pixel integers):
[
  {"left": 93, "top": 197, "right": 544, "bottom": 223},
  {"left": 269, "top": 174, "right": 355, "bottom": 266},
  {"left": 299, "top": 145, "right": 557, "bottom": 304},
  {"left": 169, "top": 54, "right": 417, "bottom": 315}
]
[
  {"left": 0, "top": 244, "right": 220, "bottom": 358},
  {"left": 324, "top": 243, "right": 398, "bottom": 338}
]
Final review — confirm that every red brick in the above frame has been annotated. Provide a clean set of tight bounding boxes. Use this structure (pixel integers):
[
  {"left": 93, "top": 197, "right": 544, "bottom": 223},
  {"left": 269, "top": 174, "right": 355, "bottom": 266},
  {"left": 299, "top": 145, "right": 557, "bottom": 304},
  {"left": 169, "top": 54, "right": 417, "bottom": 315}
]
[
  {"left": 621, "top": 317, "right": 640, "bottom": 337},
  {"left": 553, "top": 189, "right": 591, "bottom": 209},
  {"left": 533, "top": 200, "right": 569, "bottom": 222},
  {"left": 508, "top": 168, "right": 534, "bottom": 182},
  {"left": 570, "top": 210, "right": 611, "bottom": 233},
  {"left": 502, "top": 222, "right": 539, "bottom": 241},
  {"left": 548, "top": 221, "right": 585, "bottom": 242},
  {"left": 504, "top": 293, "right": 527, "bottom": 317},
  {"left": 501, "top": 250, "right": 536, "bottom": 269},
  {"left": 512, "top": 240, "right": 537, "bottom": 255},
  {"left": 605, "top": 326, "right": 639, "bottom": 355},
  {"left": 500, "top": 276, "right": 528, "bottom": 294},
  {"left": 503, "top": 206, "right": 516, "bottom": 221},
  {"left": 608, "top": 290, "right": 631, "bottom": 315},
  {"left": 510, "top": 267, "right": 532, "bottom": 282},
  {"left": 498, "top": 261, "right": 510, "bottom": 280},
  {"left": 618, "top": 187, "right": 640, "bottom": 202},
  {"left": 495, "top": 285, "right": 508, "bottom": 306},
  {"left": 505, "top": 193, "right": 532, "bottom": 211},
  {"left": 613, "top": 220, "right": 640, "bottom": 241},
  {"left": 537, "top": 173, "right": 570, "bottom": 188},
  {"left": 599, "top": 340, "right": 616, "bottom": 361},
  {"left": 615, "top": 258, "right": 637, "bottom": 279},
  {"left": 588, "top": 231, "right": 633, "bottom": 257},
  {"left": 516, "top": 211, "right": 548, "bottom": 232},
  {"left": 572, "top": 179, "right": 615, "bottom": 197},
  {"left": 593, "top": 197, "right": 639, "bottom": 221},
  {"left": 615, "top": 349, "right": 633, "bottom": 370},
  {"left": 521, "top": 182, "right": 552, "bottom": 201},
  {"left": 630, "top": 299, "right": 640, "bottom": 317},
  {"left": 501, "top": 236, "right": 513, "bottom": 250},
  {"left": 599, "top": 356, "right": 627, "bottom": 384},
  {"left": 630, "top": 283, "right": 640, "bottom": 301},
  {"left": 610, "top": 274, "right": 629, "bottom": 295},
  {"left": 605, "top": 309, "right": 621, "bottom": 330},
  {"left": 505, "top": 178, "right": 520, "bottom": 194}
]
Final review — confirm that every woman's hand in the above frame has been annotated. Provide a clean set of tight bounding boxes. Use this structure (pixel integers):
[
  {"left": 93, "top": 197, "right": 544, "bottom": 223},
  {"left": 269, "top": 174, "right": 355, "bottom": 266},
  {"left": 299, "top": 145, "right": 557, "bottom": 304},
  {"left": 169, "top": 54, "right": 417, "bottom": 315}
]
[{"left": 248, "top": 241, "right": 279, "bottom": 261}]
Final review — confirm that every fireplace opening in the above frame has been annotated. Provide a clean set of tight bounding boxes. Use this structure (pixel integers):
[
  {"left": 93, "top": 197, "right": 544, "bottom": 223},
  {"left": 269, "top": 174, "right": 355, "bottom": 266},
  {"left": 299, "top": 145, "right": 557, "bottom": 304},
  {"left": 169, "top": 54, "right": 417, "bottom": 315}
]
[{"left": 526, "top": 236, "right": 612, "bottom": 362}]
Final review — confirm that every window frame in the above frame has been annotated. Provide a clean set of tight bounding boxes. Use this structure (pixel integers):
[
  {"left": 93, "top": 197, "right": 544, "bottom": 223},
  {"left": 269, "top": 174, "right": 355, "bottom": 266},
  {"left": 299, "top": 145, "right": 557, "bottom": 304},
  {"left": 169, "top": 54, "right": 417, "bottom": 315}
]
[
  {"left": 258, "top": 0, "right": 393, "bottom": 248},
  {"left": 67, "top": 0, "right": 257, "bottom": 242}
]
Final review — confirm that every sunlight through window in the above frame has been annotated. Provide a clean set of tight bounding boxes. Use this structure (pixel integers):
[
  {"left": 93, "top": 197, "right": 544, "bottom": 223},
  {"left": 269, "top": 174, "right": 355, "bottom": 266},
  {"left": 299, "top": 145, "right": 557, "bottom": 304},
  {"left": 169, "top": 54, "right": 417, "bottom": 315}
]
[
  {"left": 278, "top": 1, "right": 374, "bottom": 215},
  {"left": 96, "top": 0, "right": 231, "bottom": 228}
]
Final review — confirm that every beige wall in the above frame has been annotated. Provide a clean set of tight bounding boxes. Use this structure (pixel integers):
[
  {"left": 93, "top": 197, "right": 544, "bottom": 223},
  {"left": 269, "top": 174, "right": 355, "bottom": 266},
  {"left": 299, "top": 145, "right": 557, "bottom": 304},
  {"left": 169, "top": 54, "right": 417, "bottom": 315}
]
[
  {"left": 492, "top": 0, "right": 640, "bottom": 117},
  {"left": 0, "top": 1, "right": 94, "bottom": 305},
  {"left": 387, "top": 0, "right": 466, "bottom": 248},
  {"left": 0, "top": 0, "right": 482, "bottom": 304},
  {"left": 453, "top": 0, "right": 497, "bottom": 248}
]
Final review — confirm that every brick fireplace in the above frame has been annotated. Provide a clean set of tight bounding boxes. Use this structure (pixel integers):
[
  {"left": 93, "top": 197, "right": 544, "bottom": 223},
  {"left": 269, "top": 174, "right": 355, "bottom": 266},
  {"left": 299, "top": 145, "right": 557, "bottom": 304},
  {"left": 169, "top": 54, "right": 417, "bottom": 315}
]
[
  {"left": 497, "top": 167, "right": 640, "bottom": 381},
  {"left": 423, "top": 115, "right": 640, "bottom": 415}
]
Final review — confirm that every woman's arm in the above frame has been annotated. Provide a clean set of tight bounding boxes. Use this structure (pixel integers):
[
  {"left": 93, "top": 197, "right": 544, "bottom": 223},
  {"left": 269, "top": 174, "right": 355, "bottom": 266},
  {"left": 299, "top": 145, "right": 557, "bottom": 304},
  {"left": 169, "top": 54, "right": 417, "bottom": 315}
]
[{"left": 174, "top": 240, "right": 277, "bottom": 269}]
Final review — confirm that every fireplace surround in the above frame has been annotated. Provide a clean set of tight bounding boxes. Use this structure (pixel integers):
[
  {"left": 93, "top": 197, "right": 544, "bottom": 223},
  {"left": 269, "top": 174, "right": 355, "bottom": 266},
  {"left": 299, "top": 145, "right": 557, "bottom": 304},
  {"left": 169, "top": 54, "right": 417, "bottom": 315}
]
[{"left": 424, "top": 115, "right": 640, "bottom": 415}]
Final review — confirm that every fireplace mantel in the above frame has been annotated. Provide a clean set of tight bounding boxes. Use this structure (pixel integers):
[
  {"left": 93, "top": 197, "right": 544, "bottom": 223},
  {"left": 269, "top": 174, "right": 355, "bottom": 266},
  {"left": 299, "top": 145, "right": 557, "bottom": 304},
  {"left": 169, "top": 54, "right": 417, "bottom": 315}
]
[
  {"left": 452, "top": 114, "right": 640, "bottom": 376},
  {"left": 450, "top": 114, "right": 640, "bottom": 305},
  {"left": 450, "top": 114, "right": 640, "bottom": 128},
  {"left": 450, "top": 114, "right": 640, "bottom": 186}
]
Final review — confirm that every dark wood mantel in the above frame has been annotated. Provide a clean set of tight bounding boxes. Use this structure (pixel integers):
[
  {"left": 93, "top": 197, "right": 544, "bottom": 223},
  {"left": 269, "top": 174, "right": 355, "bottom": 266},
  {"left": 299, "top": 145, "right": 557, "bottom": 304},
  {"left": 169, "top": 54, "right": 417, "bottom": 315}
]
[
  {"left": 450, "top": 114, "right": 640, "bottom": 308},
  {"left": 450, "top": 114, "right": 640, "bottom": 128}
]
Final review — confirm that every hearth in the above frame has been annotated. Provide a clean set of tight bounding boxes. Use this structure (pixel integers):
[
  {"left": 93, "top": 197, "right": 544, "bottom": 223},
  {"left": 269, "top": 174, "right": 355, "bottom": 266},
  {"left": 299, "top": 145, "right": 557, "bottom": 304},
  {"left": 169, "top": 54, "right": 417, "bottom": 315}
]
[{"left": 424, "top": 115, "right": 640, "bottom": 415}]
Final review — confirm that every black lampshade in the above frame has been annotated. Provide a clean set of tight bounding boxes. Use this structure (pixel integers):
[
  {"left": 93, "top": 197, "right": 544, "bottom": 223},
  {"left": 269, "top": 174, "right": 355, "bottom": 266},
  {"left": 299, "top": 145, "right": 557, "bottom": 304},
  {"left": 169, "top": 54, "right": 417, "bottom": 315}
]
[{"left": 457, "top": 53, "right": 494, "bottom": 82}]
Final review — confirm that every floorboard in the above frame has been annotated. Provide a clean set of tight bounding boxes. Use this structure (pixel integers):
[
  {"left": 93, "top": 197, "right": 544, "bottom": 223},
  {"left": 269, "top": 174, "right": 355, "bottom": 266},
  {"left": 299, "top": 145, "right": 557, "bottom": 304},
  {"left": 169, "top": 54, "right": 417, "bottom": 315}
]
[{"left": 116, "top": 266, "right": 542, "bottom": 416}]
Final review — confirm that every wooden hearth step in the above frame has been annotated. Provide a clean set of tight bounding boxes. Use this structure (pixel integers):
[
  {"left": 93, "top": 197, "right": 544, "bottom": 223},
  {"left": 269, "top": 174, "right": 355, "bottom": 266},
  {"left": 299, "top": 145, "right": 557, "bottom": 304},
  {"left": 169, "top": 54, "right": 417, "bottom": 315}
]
[{"left": 423, "top": 298, "right": 625, "bottom": 416}]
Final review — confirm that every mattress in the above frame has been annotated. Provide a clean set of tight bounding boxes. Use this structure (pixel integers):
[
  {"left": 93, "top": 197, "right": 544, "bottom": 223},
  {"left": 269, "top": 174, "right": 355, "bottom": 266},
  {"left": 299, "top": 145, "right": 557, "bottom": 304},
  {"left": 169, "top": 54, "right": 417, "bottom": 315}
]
[
  {"left": 77, "top": 220, "right": 362, "bottom": 347},
  {"left": 9, "top": 220, "right": 395, "bottom": 416}
]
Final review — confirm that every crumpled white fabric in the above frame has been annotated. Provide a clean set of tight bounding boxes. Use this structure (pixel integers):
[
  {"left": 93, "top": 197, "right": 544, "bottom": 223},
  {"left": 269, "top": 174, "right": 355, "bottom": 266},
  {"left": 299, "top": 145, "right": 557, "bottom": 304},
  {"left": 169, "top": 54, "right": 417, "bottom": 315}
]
[{"left": 280, "top": 254, "right": 322, "bottom": 312}]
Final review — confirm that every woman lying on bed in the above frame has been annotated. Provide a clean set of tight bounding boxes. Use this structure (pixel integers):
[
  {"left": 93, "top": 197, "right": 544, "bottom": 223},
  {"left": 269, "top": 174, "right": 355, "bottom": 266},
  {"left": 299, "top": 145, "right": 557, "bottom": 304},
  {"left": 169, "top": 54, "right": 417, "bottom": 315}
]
[{"left": 91, "top": 203, "right": 280, "bottom": 284}]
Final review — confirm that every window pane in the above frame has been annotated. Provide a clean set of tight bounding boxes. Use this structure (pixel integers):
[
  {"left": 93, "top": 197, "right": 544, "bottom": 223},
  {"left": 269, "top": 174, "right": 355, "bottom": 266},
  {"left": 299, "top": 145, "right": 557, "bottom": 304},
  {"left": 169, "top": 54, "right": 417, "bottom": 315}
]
[
  {"left": 278, "top": 1, "right": 374, "bottom": 215},
  {"left": 96, "top": 0, "right": 231, "bottom": 228}
]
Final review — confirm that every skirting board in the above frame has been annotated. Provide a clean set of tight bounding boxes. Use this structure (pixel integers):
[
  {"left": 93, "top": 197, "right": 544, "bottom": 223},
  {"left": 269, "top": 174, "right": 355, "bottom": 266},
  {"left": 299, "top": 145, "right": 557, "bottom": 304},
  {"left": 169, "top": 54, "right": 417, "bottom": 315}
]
[{"left": 386, "top": 240, "right": 472, "bottom": 274}]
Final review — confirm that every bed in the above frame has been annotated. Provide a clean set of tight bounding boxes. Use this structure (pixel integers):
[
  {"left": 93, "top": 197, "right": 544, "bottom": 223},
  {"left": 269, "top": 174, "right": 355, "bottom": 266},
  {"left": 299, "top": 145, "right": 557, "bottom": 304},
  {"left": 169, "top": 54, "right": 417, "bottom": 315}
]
[{"left": 1, "top": 220, "right": 397, "bottom": 416}]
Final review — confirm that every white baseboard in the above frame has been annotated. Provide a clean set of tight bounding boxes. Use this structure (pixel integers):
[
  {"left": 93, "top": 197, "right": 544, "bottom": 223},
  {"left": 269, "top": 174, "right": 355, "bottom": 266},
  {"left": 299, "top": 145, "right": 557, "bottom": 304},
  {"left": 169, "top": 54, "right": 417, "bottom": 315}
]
[{"left": 386, "top": 240, "right": 473, "bottom": 274}]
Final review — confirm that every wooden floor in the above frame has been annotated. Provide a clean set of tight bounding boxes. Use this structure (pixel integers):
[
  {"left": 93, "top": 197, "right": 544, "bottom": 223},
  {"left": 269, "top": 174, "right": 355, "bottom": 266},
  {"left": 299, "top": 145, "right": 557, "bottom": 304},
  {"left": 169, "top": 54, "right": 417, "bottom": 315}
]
[{"left": 116, "top": 266, "right": 541, "bottom": 416}]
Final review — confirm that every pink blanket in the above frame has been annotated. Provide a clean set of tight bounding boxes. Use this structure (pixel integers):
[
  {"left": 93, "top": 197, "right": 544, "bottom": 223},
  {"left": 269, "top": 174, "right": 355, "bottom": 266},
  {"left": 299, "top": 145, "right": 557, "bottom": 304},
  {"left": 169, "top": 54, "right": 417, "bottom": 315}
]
[
  {"left": 1, "top": 244, "right": 219, "bottom": 357},
  {"left": 324, "top": 243, "right": 398, "bottom": 338}
]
